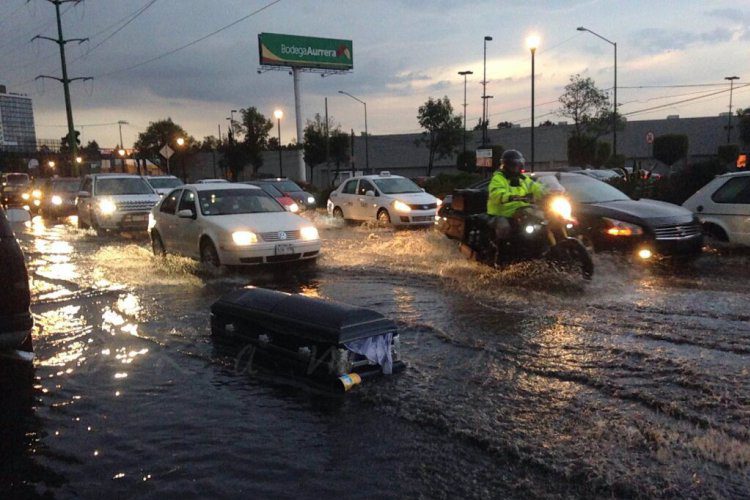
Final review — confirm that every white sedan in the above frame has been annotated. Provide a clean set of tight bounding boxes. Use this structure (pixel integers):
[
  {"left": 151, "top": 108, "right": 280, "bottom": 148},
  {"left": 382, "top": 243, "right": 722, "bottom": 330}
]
[
  {"left": 683, "top": 171, "right": 750, "bottom": 246},
  {"left": 149, "top": 183, "right": 321, "bottom": 266}
]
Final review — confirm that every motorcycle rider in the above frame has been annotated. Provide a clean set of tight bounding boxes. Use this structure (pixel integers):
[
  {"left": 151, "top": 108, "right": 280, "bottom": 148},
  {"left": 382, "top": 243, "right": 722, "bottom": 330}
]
[{"left": 487, "top": 149, "right": 546, "bottom": 217}]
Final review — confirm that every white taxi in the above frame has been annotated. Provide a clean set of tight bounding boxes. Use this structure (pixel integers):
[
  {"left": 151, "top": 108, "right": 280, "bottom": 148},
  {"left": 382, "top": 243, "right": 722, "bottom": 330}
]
[
  {"left": 327, "top": 172, "right": 440, "bottom": 226},
  {"left": 149, "top": 183, "right": 320, "bottom": 267}
]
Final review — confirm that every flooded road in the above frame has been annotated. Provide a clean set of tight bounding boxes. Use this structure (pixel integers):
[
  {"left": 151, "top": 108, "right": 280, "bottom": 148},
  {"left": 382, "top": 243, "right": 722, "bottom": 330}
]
[{"left": 3, "top": 215, "right": 750, "bottom": 498}]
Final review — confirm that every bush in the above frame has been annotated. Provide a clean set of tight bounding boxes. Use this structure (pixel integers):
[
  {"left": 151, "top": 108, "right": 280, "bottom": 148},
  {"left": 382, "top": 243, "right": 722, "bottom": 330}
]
[
  {"left": 718, "top": 144, "right": 739, "bottom": 165},
  {"left": 423, "top": 172, "right": 483, "bottom": 198}
]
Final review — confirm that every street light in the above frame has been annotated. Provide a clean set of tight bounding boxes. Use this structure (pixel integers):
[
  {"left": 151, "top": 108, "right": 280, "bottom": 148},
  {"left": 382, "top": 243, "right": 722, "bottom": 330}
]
[
  {"left": 274, "top": 109, "right": 283, "bottom": 176},
  {"left": 577, "top": 26, "right": 617, "bottom": 157},
  {"left": 338, "top": 90, "right": 369, "bottom": 173},
  {"left": 527, "top": 35, "right": 540, "bottom": 172},
  {"left": 725, "top": 76, "right": 740, "bottom": 144},
  {"left": 458, "top": 70, "right": 474, "bottom": 166},
  {"left": 482, "top": 35, "right": 493, "bottom": 147},
  {"left": 118, "top": 148, "right": 126, "bottom": 173}
]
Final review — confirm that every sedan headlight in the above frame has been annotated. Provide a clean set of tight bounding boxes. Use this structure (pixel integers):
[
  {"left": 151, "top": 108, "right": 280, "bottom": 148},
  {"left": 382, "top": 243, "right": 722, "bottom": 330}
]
[
  {"left": 288, "top": 202, "right": 300, "bottom": 213},
  {"left": 300, "top": 226, "right": 319, "bottom": 241},
  {"left": 51, "top": 195, "right": 63, "bottom": 206},
  {"left": 232, "top": 231, "right": 258, "bottom": 246},
  {"left": 393, "top": 200, "right": 411, "bottom": 213},
  {"left": 549, "top": 196, "right": 572, "bottom": 221},
  {"left": 603, "top": 217, "right": 643, "bottom": 237},
  {"left": 307, "top": 196, "right": 315, "bottom": 205},
  {"left": 98, "top": 199, "right": 117, "bottom": 215}
]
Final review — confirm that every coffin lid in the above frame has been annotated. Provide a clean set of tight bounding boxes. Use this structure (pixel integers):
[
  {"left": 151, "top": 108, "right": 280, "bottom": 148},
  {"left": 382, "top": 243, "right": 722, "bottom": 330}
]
[{"left": 211, "top": 287, "right": 397, "bottom": 344}]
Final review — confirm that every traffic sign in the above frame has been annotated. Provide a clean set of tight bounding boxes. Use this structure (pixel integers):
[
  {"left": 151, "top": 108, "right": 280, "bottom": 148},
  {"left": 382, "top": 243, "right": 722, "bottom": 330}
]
[
  {"left": 160, "top": 145, "right": 174, "bottom": 159},
  {"left": 646, "top": 131, "right": 655, "bottom": 144}
]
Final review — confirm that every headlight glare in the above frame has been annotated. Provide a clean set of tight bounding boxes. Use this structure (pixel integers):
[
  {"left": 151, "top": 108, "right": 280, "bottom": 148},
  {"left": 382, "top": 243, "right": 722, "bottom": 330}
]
[
  {"left": 21, "top": 193, "right": 30, "bottom": 200},
  {"left": 32, "top": 190, "right": 42, "bottom": 199},
  {"left": 603, "top": 217, "right": 643, "bottom": 237},
  {"left": 307, "top": 196, "right": 315, "bottom": 204},
  {"left": 549, "top": 196, "right": 572, "bottom": 220},
  {"left": 98, "top": 199, "right": 117, "bottom": 215},
  {"left": 288, "top": 202, "right": 300, "bottom": 213},
  {"left": 393, "top": 200, "right": 411, "bottom": 213},
  {"left": 51, "top": 195, "right": 63, "bottom": 205},
  {"left": 300, "top": 226, "right": 319, "bottom": 241},
  {"left": 232, "top": 231, "right": 257, "bottom": 246}
]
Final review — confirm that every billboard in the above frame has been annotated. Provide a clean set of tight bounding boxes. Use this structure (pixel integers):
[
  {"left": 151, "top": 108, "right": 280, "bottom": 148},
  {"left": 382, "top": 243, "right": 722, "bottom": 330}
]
[
  {"left": 258, "top": 33, "right": 353, "bottom": 70},
  {"left": 476, "top": 148, "right": 493, "bottom": 168}
]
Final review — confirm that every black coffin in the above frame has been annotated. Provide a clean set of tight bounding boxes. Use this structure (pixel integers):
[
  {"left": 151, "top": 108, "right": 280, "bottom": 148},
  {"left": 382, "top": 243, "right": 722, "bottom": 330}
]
[{"left": 211, "top": 287, "right": 397, "bottom": 345}]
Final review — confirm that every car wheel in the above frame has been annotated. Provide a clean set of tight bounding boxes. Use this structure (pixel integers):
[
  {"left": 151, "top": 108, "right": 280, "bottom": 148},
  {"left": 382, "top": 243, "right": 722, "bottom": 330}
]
[
  {"left": 703, "top": 224, "right": 729, "bottom": 250},
  {"left": 20, "top": 332, "right": 33, "bottom": 353},
  {"left": 151, "top": 231, "right": 166, "bottom": 256},
  {"left": 77, "top": 212, "right": 89, "bottom": 229},
  {"left": 377, "top": 208, "right": 391, "bottom": 225},
  {"left": 91, "top": 217, "right": 107, "bottom": 237},
  {"left": 200, "top": 239, "right": 221, "bottom": 268},
  {"left": 332, "top": 206, "right": 345, "bottom": 220}
]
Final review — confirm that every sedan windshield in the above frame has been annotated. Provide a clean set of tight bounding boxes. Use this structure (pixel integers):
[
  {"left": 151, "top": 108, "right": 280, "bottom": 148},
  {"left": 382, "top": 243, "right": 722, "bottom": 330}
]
[
  {"left": 557, "top": 174, "right": 630, "bottom": 203},
  {"left": 274, "top": 180, "right": 303, "bottom": 192},
  {"left": 149, "top": 177, "right": 183, "bottom": 189},
  {"left": 96, "top": 178, "right": 154, "bottom": 195},
  {"left": 373, "top": 177, "right": 422, "bottom": 194},
  {"left": 5, "top": 174, "right": 29, "bottom": 186},
  {"left": 198, "top": 189, "right": 284, "bottom": 216},
  {"left": 52, "top": 180, "right": 81, "bottom": 192}
]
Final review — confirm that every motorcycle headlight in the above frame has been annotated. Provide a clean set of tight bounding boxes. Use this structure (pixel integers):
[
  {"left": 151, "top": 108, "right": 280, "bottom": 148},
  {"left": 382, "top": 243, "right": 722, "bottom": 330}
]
[
  {"left": 603, "top": 217, "right": 643, "bottom": 237},
  {"left": 98, "top": 199, "right": 117, "bottom": 215},
  {"left": 288, "top": 202, "right": 300, "bottom": 213},
  {"left": 300, "top": 226, "right": 319, "bottom": 241},
  {"left": 393, "top": 200, "right": 411, "bottom": 213},
  {"left": 51, "top": 195, "right": 63, "bottom": 206},
  {"left": 307, "top": 196, "right": 315, "bottom": 205},
  {"left": 549, "top": 196, "right": 572, "bottom": 221},
  {"left": 232, "top": 231, "right": 258, "bottom": 246}
]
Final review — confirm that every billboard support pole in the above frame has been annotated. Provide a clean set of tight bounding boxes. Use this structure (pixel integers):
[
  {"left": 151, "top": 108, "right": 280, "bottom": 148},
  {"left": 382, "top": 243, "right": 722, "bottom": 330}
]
[{"left": 293, "top": 67, "right": 306, "bottom": 182}]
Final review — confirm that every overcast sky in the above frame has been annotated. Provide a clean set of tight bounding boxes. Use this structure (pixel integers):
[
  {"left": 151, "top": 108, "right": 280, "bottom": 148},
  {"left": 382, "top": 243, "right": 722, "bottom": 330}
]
[{"left": 2, "top": 0, "right": 749, "bottom": 149}]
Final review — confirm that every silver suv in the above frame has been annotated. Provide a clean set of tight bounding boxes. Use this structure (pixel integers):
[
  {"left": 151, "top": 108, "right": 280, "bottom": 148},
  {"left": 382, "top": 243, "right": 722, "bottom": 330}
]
[{"left": 76, "top": 174, "right": 160, "bottom": 235}]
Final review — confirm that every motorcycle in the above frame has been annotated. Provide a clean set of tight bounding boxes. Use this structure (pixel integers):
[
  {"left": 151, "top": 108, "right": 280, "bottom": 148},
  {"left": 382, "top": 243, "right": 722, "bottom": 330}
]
[{"left": 457, "top": 194, "right": 594, "bottom": 279}]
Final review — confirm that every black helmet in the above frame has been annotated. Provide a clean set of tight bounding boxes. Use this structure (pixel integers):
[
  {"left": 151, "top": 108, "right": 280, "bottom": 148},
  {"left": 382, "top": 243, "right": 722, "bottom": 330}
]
[{"left": 501, "top": 149, "right": 525, "bottom": 176}]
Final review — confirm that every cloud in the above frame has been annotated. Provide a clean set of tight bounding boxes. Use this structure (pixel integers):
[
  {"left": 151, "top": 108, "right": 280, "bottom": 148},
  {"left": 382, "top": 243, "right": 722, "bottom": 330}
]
[
  {"left": 630, "top": 27, "right": 734, "bottom": 54},
  {"left": 706, "top": 8, "right": 749, "bottom": 23}
]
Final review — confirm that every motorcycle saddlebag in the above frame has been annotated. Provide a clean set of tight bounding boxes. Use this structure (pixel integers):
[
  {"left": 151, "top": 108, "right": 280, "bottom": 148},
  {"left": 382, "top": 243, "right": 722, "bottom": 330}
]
[
  {"left": 443, "top": 213, "right": 467, "bottom": 240},
  {"left": 451, "top": 189, "right": 488, "bottom": 215}
]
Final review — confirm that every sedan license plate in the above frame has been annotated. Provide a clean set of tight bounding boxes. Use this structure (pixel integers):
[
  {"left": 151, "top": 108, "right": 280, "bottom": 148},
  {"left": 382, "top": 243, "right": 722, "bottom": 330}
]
[{"left": 275, "top": 243, "right": 294, "bottom": 255}]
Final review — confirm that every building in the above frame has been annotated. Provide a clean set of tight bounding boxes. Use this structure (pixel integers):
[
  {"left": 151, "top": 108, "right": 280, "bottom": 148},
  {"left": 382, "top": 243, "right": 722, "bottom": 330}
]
[{"left": 0, "top": 85, "right": 37, "bottom": 154}]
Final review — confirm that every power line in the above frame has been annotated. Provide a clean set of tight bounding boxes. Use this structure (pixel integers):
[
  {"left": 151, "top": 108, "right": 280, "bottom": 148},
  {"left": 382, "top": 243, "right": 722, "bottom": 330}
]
[
  {"left": 623, "top": 84, "right": 750, "bottom": 117},
  {"left": 77, "top": 0, "right": 159, "bottom": 59},
  {"left": 93, "top": 0, "right": 282, "bottom": 79}
]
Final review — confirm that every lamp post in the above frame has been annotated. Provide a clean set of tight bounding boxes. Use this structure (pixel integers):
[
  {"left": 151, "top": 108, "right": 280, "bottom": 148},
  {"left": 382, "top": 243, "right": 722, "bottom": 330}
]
[
  {"left": 118, "top": 148, "right": 126, "bottom": 173},
  {"left": 577, "top": 26, "right": 617, "bottom": 157},
  {"left": 526, "top": 35, "right": 540, "bottom": 172},
  {"left": 274, "top": 109, "right": 283, "bottom": 176},
  {"left": 482, "top": 35, "right": 493, "bottom": 147},
  {"left": 338, "top": 90, "right": 369, "bottom": 173},
  {"left": 725, "top": 76, "right": 740, "bottom": 144},
  {"left": 458, "top": 70, "right": 473, "bottom": 166}
]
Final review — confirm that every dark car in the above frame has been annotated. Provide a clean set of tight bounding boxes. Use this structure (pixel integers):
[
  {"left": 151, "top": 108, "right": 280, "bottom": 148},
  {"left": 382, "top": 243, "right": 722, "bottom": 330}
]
[
  {"left": 1, "top": 173, "right": 32, "bottom": 210},
  {"left": 439, "top": 171, "right": 702, "bottom": 259},
  {"left": 0, "top": 206, "right": 33, "bottom": 354},
  {"left": 256, "top": 178, "right": 316, "bottom": 210},
  {"left": 39, "top": 177, "right": 80, "bottom": 220},
  {"left": 243, "top": 181, "right": 300, "bottom": 212}
]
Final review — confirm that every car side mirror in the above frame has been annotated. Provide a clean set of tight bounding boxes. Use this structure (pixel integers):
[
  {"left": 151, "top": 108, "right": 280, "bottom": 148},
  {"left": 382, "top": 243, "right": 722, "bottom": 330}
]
[
  {"left": 365, "top": 190, "right": 375, "bottom": 197},
  {"left": 77, "top": 190, "right": 90, "bottom": 198},
  {"left": 178, "top": 208, "right": 195, "bottom": 219}
]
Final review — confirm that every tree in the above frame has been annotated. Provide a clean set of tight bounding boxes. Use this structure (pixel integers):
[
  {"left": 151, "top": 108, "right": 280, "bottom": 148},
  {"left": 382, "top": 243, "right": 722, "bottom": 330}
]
[
  {"left": 496, "top": 121, "right": 513, "bottom": 129},
  {"left": 133, "top": 118, "right": 193, "bottom": 169},
  {"left": 81, "top": 140, "right": 101, "bottom": 161},
  {"left": 739, "top": 108, "right": 750, "bottom": 147},
  {"left": 558, "top": 74, "right": 625, "bottom": 165},
  {"left": 653, "top": 134, "right": 688, "bottom": 166},
  {"left": 198, "top": 135, "right": 221, "bottom": 152},
  {"left": 238, "top": 107, "right": 273, "bottom": 177},
  {"left": 416, "top": 96, "right": 463, "bottom": 176},
  {"left": 329, "top": 129, "right": 350, "bottom": 183}
]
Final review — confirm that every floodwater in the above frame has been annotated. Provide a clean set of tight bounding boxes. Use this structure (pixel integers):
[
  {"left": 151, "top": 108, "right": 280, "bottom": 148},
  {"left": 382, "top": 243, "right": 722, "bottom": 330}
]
[{"left": 2, "top": 214, "right": 749, "bottom": 498}]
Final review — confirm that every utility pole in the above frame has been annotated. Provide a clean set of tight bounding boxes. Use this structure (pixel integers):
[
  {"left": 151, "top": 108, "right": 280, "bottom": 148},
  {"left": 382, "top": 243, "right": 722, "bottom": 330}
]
[
  {"left": 725, "top": 76, "right": 740, "bottom": 144},
  {"left": 34, "top": 0, "right": 91, "bottom": 176}
]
